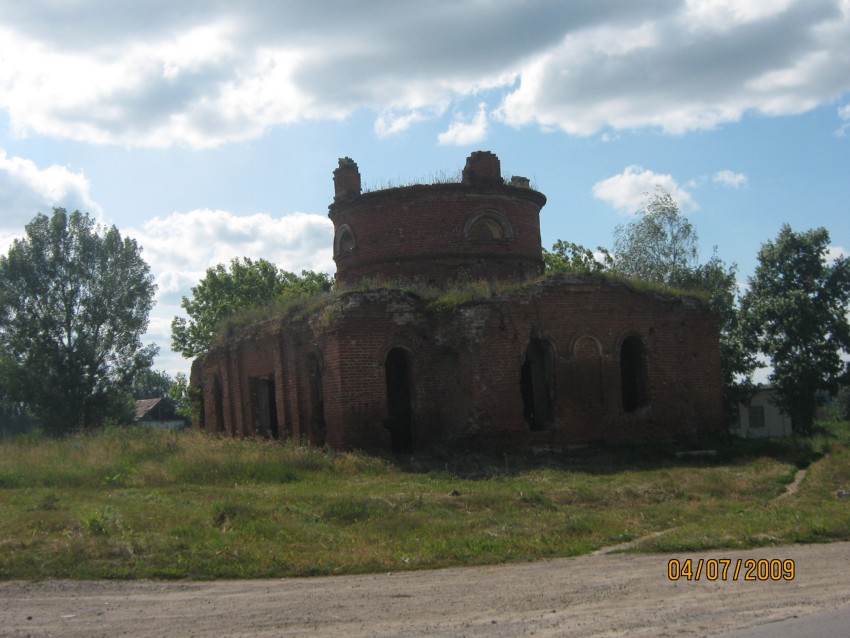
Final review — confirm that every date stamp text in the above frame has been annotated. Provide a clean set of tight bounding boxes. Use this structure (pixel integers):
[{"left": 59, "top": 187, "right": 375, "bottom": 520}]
[{"left": 667, "top": 558, "right": 795, "bottom": 581}]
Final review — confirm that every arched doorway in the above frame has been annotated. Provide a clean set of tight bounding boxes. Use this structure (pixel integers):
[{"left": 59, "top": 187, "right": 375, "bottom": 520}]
[
  {"left": 521, "top": 339, "right": 555, "bottom": 431},
  {"left": 385, "top": 347, "right": 415, "bottom": 453}
]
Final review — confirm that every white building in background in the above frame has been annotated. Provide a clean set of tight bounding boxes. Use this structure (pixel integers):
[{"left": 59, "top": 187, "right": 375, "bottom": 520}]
[{"left": 731, "top": 388, "right": 793, "bottom": 438}]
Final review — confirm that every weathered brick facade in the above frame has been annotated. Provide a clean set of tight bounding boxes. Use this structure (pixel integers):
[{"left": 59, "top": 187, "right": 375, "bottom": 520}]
[
  {"left": 191, "top": 152, "right": 724, "bottom": 451},
  {"left": 330, "top": 151, "right": 546, "bottom": 288}
]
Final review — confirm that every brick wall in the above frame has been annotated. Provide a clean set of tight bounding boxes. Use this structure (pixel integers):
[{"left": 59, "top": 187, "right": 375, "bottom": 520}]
[{"left": 195, "top": 280, "right": 724, "bottom": 450}]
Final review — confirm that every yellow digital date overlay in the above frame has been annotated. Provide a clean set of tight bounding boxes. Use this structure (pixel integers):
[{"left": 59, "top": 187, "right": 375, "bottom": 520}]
[{"left": 667, "top": 558, "right": 795, "bottom": 581}]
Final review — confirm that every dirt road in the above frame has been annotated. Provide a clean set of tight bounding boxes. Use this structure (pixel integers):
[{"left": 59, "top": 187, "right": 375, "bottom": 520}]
[{"left": 2, "top": 542, "right": 849, "bottom": 637}]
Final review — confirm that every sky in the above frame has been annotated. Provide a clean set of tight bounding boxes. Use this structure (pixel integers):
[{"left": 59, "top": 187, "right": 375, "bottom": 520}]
[{"left": 0, "top": 0, "right": 848, "bottom": 379}]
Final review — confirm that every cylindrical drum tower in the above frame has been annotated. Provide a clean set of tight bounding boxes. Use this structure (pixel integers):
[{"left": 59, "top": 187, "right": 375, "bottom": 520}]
[{"left": 328, "top": 151, "right": 547, "bottom": 288}]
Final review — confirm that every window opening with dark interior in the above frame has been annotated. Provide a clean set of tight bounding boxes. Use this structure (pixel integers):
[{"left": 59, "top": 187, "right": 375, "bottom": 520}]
[
  {"left": 620, "top": 336, "right": 648, "bottom": 412},
  {"left": 748, "top": 405, "right": 765, "bottom": 429}
]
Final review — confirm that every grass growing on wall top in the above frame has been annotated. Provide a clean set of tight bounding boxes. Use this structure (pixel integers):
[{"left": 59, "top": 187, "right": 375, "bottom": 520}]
[
  {"left": 1, "top": 422, "right": 849, "bottom": 580},
  {"left": 210, "top": 270, "right": 708, "bottom": 348}
]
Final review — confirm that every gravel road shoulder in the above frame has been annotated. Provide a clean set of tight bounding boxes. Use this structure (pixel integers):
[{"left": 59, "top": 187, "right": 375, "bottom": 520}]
[{"left": 2, "top": 541, "right": 849, "bottom": 637}]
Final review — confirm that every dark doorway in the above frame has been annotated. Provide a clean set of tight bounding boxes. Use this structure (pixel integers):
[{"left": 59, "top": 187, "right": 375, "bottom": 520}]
[
  {"left": 307, "top": 353, "right": 326, "bottom": 446},
  {"left": 620, "top": 336, "right": 648, "bottom": 412},
  {"left": 521, "top": 339, "right": 555, "bottom": 431},
  {"left": 385, "top": 347, "right": 415, "bottom": 453},
  {"left": 252, "top": 376, "right": 279, "bottom": 438}
]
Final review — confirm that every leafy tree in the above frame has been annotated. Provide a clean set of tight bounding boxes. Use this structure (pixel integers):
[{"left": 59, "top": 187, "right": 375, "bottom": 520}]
[
  {"left": 0, "top": 209, "right": 157, "bottom": 432},
  {"left": 171, "top": 257, "right": 333, "bottom": 358},
  {"left": 168, "top": 372, "right": 193, "bottom": 420},
  {"left": 132, "top": 368, "right": 173, "bottom": 399},
  {"left": 0, "top": 353, "right": 32, "bottom": 434},
  {"left": 543, "top": 240, "right": 613, "bottom": 274},
  {"left": 612, "top": 189, "right": 699, "bottom": 287},
  {"left": 677, "top": 253, "right": 756, "bottom": 420},
  {"left": 741, "top": 225, "right": 850, "bottom": 434}
]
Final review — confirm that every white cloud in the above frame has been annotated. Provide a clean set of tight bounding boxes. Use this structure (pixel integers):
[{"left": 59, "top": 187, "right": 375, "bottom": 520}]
[
  {"left": 683, "top": 0, "right": 796, "bottom": 32},
  {"left": 0, "top": 150, "right": 103, "bottom": 253},
  {"left": 592, "top": 166, "right": 698, "bottom": 214},
  {"left": 0, "top": 22, "right": 332, "bottom": 148},
  {"left": 1, "top": 1, "right": 847, "bottom": 147},
  {"left": 826, "top": 245, "right": 848, "bottom": 263},
  {"left": 497, "top": 0, "right": 850, "bottom": 136},
  {"left": 129, "top": 209, "right": 335, "bottom": 301},
  {"left": 437, "top": 103, "right": 489, "bottom": 146},
  {"left": 374, "top": 108, "right": 441, "bottom": 138},
  {"left": 128, "top": 208, "right": 335, "bottom": 375},
  {"left": 713, "top": 169, "right": 749, "bottom": 188},
  {"left": 837, "top": 103, "right": 850, "bottom": 136}
]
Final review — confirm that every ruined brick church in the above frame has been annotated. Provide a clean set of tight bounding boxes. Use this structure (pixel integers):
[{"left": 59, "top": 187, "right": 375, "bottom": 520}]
[{"left": 190, "top": 152, "right": 724, "bottom": 451}]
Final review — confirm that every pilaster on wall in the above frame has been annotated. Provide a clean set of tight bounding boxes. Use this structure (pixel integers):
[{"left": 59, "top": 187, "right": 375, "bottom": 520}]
[
  {"left": 316, "top": 334, "right": 344, "bottom": 449},
  {"left": 283, "top": 341, "right": 302, "bottom": 438},
  {"left": 273, "top": 339, "right": 289, "bottom": 440},
  {"left": 220, "top": 353, "right": 235, "bottom": 436},
  {"left": 230, "top": 346, "right": 247, "bottom": 436}
]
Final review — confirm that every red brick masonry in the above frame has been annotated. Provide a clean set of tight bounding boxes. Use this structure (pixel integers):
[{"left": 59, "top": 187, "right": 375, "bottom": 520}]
[{"left": 191, "top": 153, "right": 724, "bottom": 451}]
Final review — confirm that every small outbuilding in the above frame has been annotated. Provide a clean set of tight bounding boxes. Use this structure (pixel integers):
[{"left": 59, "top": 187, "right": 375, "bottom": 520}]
[
  {"left": 731, "top": 388, "right": 793, "bottom": 438},
  {"left": 135, "top": 397, "right": 186, "bottom": 430}
]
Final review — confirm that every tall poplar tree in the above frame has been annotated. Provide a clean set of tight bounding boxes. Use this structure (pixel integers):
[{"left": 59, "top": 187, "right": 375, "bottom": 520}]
[{"left": 0, "top": 209, "right": 157, "bottom": 431}]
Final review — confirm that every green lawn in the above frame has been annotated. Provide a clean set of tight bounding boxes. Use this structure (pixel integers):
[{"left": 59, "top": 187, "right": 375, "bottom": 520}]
[{"left": 1, "top": 423, "right": 848, "bottom": 580}]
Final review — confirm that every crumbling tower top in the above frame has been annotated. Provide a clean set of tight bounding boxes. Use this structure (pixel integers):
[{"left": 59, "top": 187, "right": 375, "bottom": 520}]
[{"left": 333, "top": 157, "right": 361, "bottom": 200}]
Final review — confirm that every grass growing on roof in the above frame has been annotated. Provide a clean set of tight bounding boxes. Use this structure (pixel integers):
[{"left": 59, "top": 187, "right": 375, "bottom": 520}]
[{"left": 210, "top": 268, "right": 709, "bottom": 350}]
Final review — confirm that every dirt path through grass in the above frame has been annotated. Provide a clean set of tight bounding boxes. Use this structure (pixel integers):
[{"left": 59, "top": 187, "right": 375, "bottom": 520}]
[
  {"left": 2, "top": 541, "right": 849, "bottom": 637},
  {"left": 777, "top": 468, "right": 808, "bottom": 498}
]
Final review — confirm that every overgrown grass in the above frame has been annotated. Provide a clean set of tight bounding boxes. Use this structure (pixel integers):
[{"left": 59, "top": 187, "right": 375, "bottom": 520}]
[
  {"left": 359, "top": 169, "right": 540, "bottom": 194},
  {"left": 212, "top": 271, "right": 707, "bottom": 349},
  {"left": 213, "top": 290, "right": 339, "bottom": 346},
  {"left": 362, "top": 169, "right": 465, "bottom": 192},
  {"left": 2, "top": 422, "right": 848, "bottom": 580}
]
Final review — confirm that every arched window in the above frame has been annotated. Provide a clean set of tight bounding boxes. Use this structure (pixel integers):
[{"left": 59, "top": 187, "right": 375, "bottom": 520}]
[
  {"left": 464, "top": 211, "right": 513, "bottom": 241},
  {"left": 620, "top": 336, "right": 648, "bottom": 412},
  {"left": 334, "top": 224, "right": 355, "bottom": 257}
]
